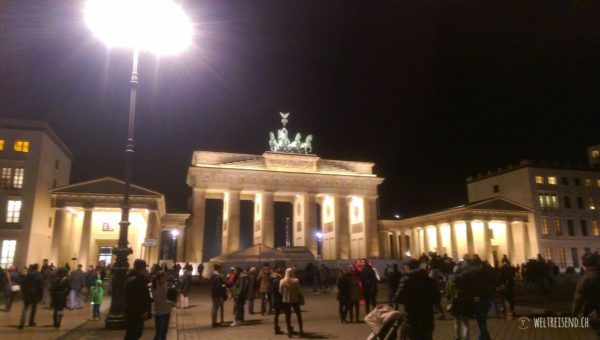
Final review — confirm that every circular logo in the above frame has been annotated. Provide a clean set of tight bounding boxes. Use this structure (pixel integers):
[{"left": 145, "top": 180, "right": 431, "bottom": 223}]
[{"left": 517, "top": 316, "right": 530, "bottom": 330}]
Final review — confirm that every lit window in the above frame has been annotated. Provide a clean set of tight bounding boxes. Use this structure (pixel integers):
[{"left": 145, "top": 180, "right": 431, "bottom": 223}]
[
  {"left": 535, "top": 176, "right": 544, "bottom": 184},
  {"left": 0, "top": 139, "right": 4, "bottom": 151},
  {"left": 13, "top": 140, "right": 29, "bottom": 153},
  {"left": 539, "top": 194, "right": 558, "bottom": 211},
  {"left": 548, "top": 176, "right": 557, "bottom": 185},
  {"left": 558, "top": 247, "right": 566, "bottom": 267},
  {"left": 585, "top": 179, "right": 592, "bottom": 187},
  {"left": 0, "top": 168, "right": 11, "bottom": 189},
  {"left": 544, "top": 247, "right": 552, "bottom": 261},
  {"left": 550, "top": 195, "right": 558, "bottom": 209},
  {"left": 12, "top": 168, "right": 24, "bottom": 189},
  {"left": 541, "top": 218, "right": 549, "bottom": 236},
  {"left": 592, "top": 221, "right": 599, "bottom": 237},
  {"left": 6, "top": 200, "right": 22, "bottom": 223},
  {"left": 589, "top": 198, "right": 596, "bottom": 210},
  {"left": 0, "top": 240, "right": 17, "bottom": 269},
  {"left": 554, "top": 219, "right": 562, "bottom": 236}
]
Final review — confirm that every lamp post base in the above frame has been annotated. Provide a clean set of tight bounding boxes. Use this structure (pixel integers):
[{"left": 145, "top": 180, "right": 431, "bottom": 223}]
[{"left": 104, "top": 244, "right": 131, "bottom": 330}]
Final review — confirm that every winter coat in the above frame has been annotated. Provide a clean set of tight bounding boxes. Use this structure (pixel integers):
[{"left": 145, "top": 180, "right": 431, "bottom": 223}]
[
  {"left": 89, "top": 280, "right": 104, "bottom": 305},
  {"left": 572, "top": 267, "right": 600, "bottom": 317},
  {"left": 70, "top": 269, "right": 86, "bottom": 290},
  {"left": 21, "top": 270, "right": 44, "bottom": 303},
  {"left": 336, "top": 272, "right": 350, "bottom": 302},
  {"left": 210, "top": 272, "right": 227, "bottom": 299},
  {"left": 279, "top": 278, "right": 301, "bottom": 304},
  {"left": 233, "top": 273, "right": 250, "bottom": 302},
  {"left": 444, "top": 273, "right": 473, "bottom": 317},
  {"left": 271, "top": 275, "right": 283, "bottom": 307},
  {"left": 152, "top": 283, "right": 175, "bottom": 316},
  {"left": 50, "top": 276, "right": 70, "bottom": 309},
  {"left": 348, "top": 272, "right": 361, "bottom": 303},
  {"left": 395, "top": 268, "right": 441, "bottom": 336},
  {"left": 179, "top": 272, "right": 192, "bottom": 296},
  {"left": 461, "top": 264, "right": 493, "bottom": 299},
  {"left": 124, "top": 271, "right": 152, "bottom": 321},
  {"left": 258, "top": 268, "right": 272, "bottom": 293},
  {"left": 384, "top": 267, "right": 401, "bottom": 291},
  {"left": 361, "top": 265, "right": 378, "bottom": 298},
  {"left": 246, "top": 272, "right": 257, "bottom": 300}
]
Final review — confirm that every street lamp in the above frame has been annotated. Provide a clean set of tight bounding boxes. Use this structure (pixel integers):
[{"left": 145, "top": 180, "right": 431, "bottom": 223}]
[
  {"left": 84, "top": 0, "right": 192, "bottom": 329},
  {"left": 171, "top": 229, "right": 179, "bottom": 262}
]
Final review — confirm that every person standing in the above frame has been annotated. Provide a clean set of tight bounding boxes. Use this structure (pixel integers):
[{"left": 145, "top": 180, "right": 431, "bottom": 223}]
[
  {"left": 50, "top": 267, "right": 70, "bottom": 328},
  {"left": 247, "top": 267, "right": 258, "bottom": 314},
  {"left": 271, "top": 268, "right": 285, "bottom": 334},
  {"left": 395, "top": 259, "right": 441, "bottom": 340},
  {"left": 178, "top": 265, "right": 192, "bottom": 309},
  {"left": 497, "top": 262, "right": 515, "bottom": 320},
  {"left": 280, "top": 268, "right": 304, "bottom": 337},
  {"left": 258, "top": 263, "right": 273, "bottom": 315},
  {"left": 445, "top": 265, "right": 473, "bottom": 340},
  {"left": 84, "top": 265, "right": 97, "bottom": 303},
  {"left": 210, "top": 264, "right": 227, "bottom": 328},
  {"left": 5, "top": 265, "right": 20, "bottom": 312},
  {"left": 68, "top": 264, "right": 85, "bottom": 309},
  {"left": 124, "top": 259, "right": 152, "bottom": 340},
  {"left": 462, "top": 255, "right": 493, "bottom": 340},
  {"left": 384, "top": 263, "right": 401, "bottom": 309},
  {"left": 335, "top": 267, "right": 350, "bottom": 323},
  {"left": 360, "top": 259, "right": 378, "bottom": 314},
  {"left": 0, "top": 267, "right": 10, "bottom": 312},
  {"left": 197, "top": 263, "right": 205, "bottom": 281},
  {"left": 572, "top": 253, "right": 600, "bottom": 339},
  {"left": 231, "top": 267, "right": 249, "bottom": 327},
  {"left": 347, "top": 265, "right": 361, "bottom": 323},
  {"left": 18, "top": 264, "right": 44, "bottom": 329},
  {"left": 89, "top": 279, "right": 104, "bottom": 320},
  {"left": 151, "top": 272, "right": 176, "bottom": 340}
]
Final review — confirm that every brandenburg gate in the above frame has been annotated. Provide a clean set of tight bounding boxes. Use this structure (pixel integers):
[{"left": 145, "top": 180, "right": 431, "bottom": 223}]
[{"left": 185, "top": 113, "right": 384, "bottom": 262}]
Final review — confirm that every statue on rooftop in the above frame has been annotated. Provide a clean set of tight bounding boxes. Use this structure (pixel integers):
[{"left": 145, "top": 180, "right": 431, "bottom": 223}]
[{"left": 269, "top": 112, "right": 313, "bottom": 154}]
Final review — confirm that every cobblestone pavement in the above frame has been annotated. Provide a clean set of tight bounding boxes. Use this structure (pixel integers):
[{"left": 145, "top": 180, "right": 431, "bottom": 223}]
[{"left": 1, "top": 285, "right": 596, "bottom": 340}]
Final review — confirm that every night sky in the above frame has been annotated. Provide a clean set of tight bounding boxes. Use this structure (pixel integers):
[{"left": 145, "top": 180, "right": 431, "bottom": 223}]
[{"left": 1, "top": 1, "right": 599, "bottom": 220}]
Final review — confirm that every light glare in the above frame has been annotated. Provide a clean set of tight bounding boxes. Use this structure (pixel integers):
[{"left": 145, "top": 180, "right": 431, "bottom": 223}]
[{"left": 85, "top": 0, "right": 193, "bottom": 55}]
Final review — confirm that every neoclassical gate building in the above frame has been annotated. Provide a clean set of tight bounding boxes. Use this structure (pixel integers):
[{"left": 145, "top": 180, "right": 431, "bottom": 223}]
[{"left": 184, "top": 114, "right": 384, "bottom": 262}]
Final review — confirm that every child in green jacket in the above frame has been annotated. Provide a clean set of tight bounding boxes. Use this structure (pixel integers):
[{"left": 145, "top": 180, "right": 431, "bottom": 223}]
[{"left": 89, "top": 279, "right": 104, "bottom": 320}]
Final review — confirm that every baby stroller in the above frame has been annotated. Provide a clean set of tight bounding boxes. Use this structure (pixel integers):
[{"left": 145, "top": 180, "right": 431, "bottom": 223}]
[{"left": 365, "top": 305, "right": 403, "bottom": 340}]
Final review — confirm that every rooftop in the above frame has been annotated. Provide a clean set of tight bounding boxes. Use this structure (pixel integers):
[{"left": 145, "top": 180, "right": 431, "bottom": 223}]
[
  {"left": 466, "top": 159, "right": 600, "bottom": 183},
  {"left": 0, "top": 118, "right": 72, "bottom": 159}
]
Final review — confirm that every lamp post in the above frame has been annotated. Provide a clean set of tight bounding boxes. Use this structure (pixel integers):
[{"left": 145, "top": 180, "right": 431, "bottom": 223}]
[
  {"left": 171, "top": 229, "right": 179, "bottom": 262},
  {"left": 84, "top": 0, "right": 192, "bottom": 329}
]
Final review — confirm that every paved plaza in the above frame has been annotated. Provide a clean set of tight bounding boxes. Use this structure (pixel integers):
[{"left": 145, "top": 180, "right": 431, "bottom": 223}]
[{"left": 0, "top": 283, "right": 596, "bottom": 340}]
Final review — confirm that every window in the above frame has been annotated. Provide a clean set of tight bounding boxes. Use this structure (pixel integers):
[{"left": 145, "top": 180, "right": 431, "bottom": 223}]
[
  {"left": 581, "top": 220, "right": 589, "bottom": 236},
  {"left": 562, "top": 177, "right": 569, "bottom": 185},
  {"left": 493, "top": 185, "right": 499, "bottom": 193},
  {"left": 535, "top": 176, "right": 544, "bottom": 184},
  {"left": 0, "top": 240, "right": 17, "bottom": 269},
  {"left": 564, "top": 196, "right": 572, "bottom": 209},
  {"left": 6, "top": 199, "right": 22, "bottom": 223},
  {"left": 550, "top": 195, "right": 558, "bottom": 209},
  {"left": 574, "top": 178, "right": 581, "bottom": 186},
  {"left": 548, "top": 176, "right": 557, "bottom": 185},
  {"left": 0, "top": 139, "right": 4, "bottom": 151},
  {"left": 541, "top": 218, "right": 549, "bottom": 236},
  {"left": 558, "top": 247, "right": 567, "bottom": 267},
  {"left": 572, "top": 248, "right": 580, "bottom": 267},
  {"left": 567, "top": 219, "right": 575, "bottom": 236},
  {"left": 98, "top": 246, "right": 112, "bottom": 266},
  {"left": 12, "top": 168, "right": 24, "bottom": 189},
  {"left": 585, "top": 179, "right": 592, "bottom": 187},
  {"left": 539, "top": 194, "right": 559, "bottom": 211},
  {"left": 589, "top": 198, "right": 597, "bottom": 210},
  {"left": 593, "top": 220, "right": 600, "bottom": 237},
  {"left": 555, "top": 219, "right": 563, "bottom": 236},
  {"left": 13, "top": 140, "right": 29, "bottom": 153},
  {"left": 544, "top": 247, "right": 552, "bottom": 261},
  {"left": 597, "top": 179, "right": 600, "bottom": 188},
  {"left": 577, "top": 197, "right": 584, "bottom": 209},
  {"left": 0, "top": 168, "right": 11, "bottom": 189}
]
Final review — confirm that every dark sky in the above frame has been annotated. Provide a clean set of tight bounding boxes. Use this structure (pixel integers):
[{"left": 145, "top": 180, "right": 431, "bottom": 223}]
[{"left": 1, "top": 1, "right": 599, "bottom": 218}]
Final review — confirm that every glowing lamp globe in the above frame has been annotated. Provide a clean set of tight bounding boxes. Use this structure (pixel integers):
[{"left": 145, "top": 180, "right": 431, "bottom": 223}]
[{"left": 84, "top": 0, "right": 193, "bottom": 55}]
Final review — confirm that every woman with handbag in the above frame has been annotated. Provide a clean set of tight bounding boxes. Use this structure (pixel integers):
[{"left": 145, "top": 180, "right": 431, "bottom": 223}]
[{"left": 279, "top": 268, "right": 304, "bottom": 337}]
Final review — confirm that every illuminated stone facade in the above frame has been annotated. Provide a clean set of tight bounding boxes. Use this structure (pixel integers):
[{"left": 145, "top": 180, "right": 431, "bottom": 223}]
[{"left": 186, "top": 151, "right": 384, "bottom": 262}]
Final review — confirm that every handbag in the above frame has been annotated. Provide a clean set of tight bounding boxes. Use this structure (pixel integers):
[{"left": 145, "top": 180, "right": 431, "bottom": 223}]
[
  {"left": 298, "top": 293, "right": 305, "bottom": 306},
  {"left": 11, "top": 285, "right": 20, "bottom": 293}
]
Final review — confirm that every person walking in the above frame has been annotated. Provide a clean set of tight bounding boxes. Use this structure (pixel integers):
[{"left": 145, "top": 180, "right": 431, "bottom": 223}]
[
  {"left": 271, "top": 267, "right": 285, "bottom": 334},
  {"left": 178, "top": 265, "right": 192, "bottom": 309},
  {"left": 247, "top": 267, "right": 258, "bottom": 314},
  {"left": 572, "top": 253, "right": 600, "bottom": 339},
  {"left": 210, "top": 264, "right": 227, "bottom": 328},
  {"left": 5, "top": 265, "right": 20, "bottom": 312},
  {"left": 68, "top": 264, "right": 85, "bottom": 309},
  {"left": 18, "top": 263, "right": 44, "bottom": 329},
  {"left": 445, "top": 265, "right": 473, "bottom": 340},
  {"left": 258, "top": 263, "right": 273, "bottom": 315},
  {"left": 152, "top": 272, "right": 176, "bottom": 340},
  {"left": 50, "top": 267, "right": 70, "bottom": 328},
  {"left": 462, "top": 255, "right": 493, "bottom": 340},
  {"left": 497, "top": 262, "right": 515, "bottom": 320},
  {"left": 384, "top": 263, "right": 401, "bottom": 309},
  {"left": 395, "top": 259, "right": 441, "bottom": 340},
  {"left": 347, "top": 265, "right": 361, "bottom": 323},
  {"left": 280, "top": 268, "right": 304, "bottom": 337},
  {"left": 124, "top": 259, "right": 152, "bottom": 340},
  {"left": 360, "top": 259, "right": 378, "bottom": 314},
  {"left": 84, "top": 265, "right": 97, "bottom": 303},
  {"left": 335, "top": 267, "right": 350, "bottom": 323},
  {"left": 89, "top": 279, "right": 104, "bottom": 320},
  {"left": 231, "top": 267, "right": 249, "bottom": 327}
]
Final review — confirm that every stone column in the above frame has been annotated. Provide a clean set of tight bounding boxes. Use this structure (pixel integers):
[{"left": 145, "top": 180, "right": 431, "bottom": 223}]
[
  {"left": 436, "top": 224, "right": 443, "bottom": 254},
  {"left": 506, "top": 220, "right": 515, "bottom": 263},
  {"left": 145, "top": 210, "right": 160, "bottom": 265},
  {"left": 483, "top": 220, "right": 492, "bottom": 263},
  {"left": 336, "top": 195, "right": 350, "bottom": 259},
  {"left": 411, "top": 228, "right": 418, "bottom": 256},
  {"left": 400, "top": 231, "right": 407, "bottom": 258},
  {"left": 450, "top": 222, "right": 458, "bottom": 260},
  {"left": 422, "top": 227, "right": 430, "bottom": 253},
  {"left": 50, "top": 207, "right": 66, "bottom": 265},
  {"left": 303, "top": 194, "right": 318, "bottom": 255},
  {"left": 523, "top": 222, "right": 531, "bottom": 259},
  {"left": 380, "top": 231, "right": 391, "bottom": 259},
  {"left": 224, "top": 190, "right": 241, "bottom": 254},
  {"left": 176, "top": 231, "right": 185, "bottom": 263},
  {"left": 79, "top": 207, "right": 93, "bottom": 266},
  {"left": 364, "top": 197, "right": 380, "bottom": 258},
  {"left": 466, "top": 220, "right": 475, "bottom": 255},
  {"left": 187, "top": 188, "right": 206, "bottom": 263},
  {"left": 261, "top": 192, "right": 275, "bottom": 247}
]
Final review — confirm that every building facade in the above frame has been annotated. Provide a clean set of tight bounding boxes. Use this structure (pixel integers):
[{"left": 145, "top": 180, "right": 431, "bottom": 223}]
[
  {"left": 467, "top": 154, "right": 600, "bottom": 268},
  {"left": 0, "top": 119, "right": 72, "bottom": 268}
]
